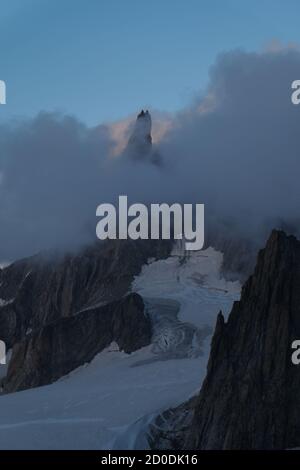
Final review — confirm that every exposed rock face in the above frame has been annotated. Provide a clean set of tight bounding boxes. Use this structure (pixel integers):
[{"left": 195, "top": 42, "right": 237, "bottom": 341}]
[
  {"left": 0, "top": 239, "right": 170, "bottom": 350},
  {"left": 125, "top": 110, "right": 161, "bottom": 165},
  {"left": 4, "top": 293, "right": 150, "bottom": 392},
  {"left": 0, "top": 239, "right": 171, "bottom": 390},
  {"left": 127, "top": 110, "right": 152, "bottom": 155},
  {"left": 188, "top": 230, "right": 300, "bottom": 449},
  {"left": 150, "top": 230, "right": 300, "bottom": 450}
]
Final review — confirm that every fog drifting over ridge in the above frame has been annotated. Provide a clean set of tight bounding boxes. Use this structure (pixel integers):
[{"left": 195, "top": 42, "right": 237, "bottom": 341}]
[{"left": 1, "top": 47, "right": 300, "bottom": 260}]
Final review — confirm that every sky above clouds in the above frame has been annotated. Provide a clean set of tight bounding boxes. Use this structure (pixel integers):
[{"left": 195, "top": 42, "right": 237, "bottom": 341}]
[
  {"left": 1, "top": 1, "right": 300, "bottom": 261},
  {"left": 1, "top": 0, "right": 300, "bottom": 125}
]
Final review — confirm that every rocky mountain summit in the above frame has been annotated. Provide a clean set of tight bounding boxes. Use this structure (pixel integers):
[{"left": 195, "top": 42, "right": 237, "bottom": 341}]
[
  {"left": 150, "top": 230, "right": 300, "bottom": 449},
  {"left": 125, "top": 110, "right": 161, "bottom": 165}
]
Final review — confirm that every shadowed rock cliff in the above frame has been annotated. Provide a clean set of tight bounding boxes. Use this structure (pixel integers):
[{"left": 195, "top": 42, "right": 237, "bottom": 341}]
[
  {"left": 150, "top": 230, "right": 300, "bottom": 450},
  {"left": 188, "top": 230, "right": 300, "bottom": 449},
  {"left": 0, "top": 239, "right": 170, "bottom": 350},
  {"left": 0, "top": 239, "right": 170, "bottom": 391},
  {"left": 4, "top": 293, "right": 150, "bottom": 392},
  {"left": 125, "top": 110, "right": 161, "bottom": 165}
]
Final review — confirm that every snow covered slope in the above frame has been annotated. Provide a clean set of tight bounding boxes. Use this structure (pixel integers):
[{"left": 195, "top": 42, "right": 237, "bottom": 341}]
[{"left": 0, "top": 245, "right": 240, "bottom": 449}]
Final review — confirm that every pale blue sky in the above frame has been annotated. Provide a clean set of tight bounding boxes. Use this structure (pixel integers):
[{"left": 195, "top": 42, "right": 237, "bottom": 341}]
[{"left": 1, "top": 0, "right": 300, "bottom": 125}]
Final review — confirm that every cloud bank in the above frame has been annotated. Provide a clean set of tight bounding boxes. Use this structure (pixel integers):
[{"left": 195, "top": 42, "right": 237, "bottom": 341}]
[{"left": 1, "top": 47, "right": 300, "bottom": 260}]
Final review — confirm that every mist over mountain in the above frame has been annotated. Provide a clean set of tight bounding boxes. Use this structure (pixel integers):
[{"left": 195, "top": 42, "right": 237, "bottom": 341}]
[{"left": 1, "top": 47, "right": 300, "bottom": 260}]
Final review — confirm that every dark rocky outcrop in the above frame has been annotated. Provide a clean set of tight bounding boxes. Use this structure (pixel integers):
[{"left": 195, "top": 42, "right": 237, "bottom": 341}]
[
  {"left": 188, "top": 230, "right": 300, "bottom": 449},
  {"left": 125, "top": 110, "right": 161, "bottom": 165},
  {"left": 0, "top": 239, "right": 170, "bottom": 391},
  {"left": 0, "top": 239, "right": 170, "bottom": 350},
  {"left": 127, "top": 110, "right": 152, "bottom": 157},
  {"left": 150, "top": 230, "right": 300, "bottom": 450},
  {"left": 4, "top": 293, "right": 150, "bottom": 393}
]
